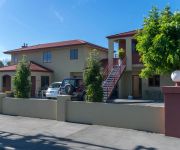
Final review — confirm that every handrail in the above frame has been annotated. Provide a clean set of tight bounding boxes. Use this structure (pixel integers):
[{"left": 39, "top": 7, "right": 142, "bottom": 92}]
[{"left": 104, "top": 57, "right": 126, "bottom": 100}]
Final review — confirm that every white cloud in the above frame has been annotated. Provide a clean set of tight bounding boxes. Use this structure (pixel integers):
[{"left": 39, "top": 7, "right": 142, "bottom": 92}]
[{"left": 53, "top": 10, "right": 64, "bottom": 23}]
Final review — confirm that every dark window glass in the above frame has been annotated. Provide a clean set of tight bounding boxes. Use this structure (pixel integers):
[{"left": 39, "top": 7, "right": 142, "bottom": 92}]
[
  {"left": 41, "top": 76, "right": 49, "bottom": 89},
  {"left": 70, "top": 49, "right": 78, "bottom": 60},
  {"left": 148, "top": 75, "right": 160, "bottom": 87},
  {"left": 132, "top": 39, "right": 138, "bottom": 53},
  {"left": 43, "top": 51, "right": 52, "bottom": 63}
]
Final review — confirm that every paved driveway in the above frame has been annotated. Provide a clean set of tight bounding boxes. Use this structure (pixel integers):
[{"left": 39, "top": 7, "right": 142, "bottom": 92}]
[{"left": 0, "top": 115, "right": 179, "bottom": 150}]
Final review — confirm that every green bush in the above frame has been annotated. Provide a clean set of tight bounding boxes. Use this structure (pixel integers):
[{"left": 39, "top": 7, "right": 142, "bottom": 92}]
[
  {"left": 13, "top": 56, "right": 31, "bottom": 98},
  {"left": 83, "top": 50, "right": 103, "bottom": 102}
]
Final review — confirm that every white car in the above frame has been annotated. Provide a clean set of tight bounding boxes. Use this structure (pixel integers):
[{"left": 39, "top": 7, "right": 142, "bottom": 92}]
[{"left": 45, "top": 82, "right": 62, "bottom": 99}]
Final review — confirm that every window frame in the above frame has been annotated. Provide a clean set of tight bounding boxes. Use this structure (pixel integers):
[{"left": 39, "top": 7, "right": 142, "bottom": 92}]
[
  {"left": 43, "top": 51, "right": 52, "bottom": 63},
  {"left": 70, "top": 49, "right": 78, "bottom": 60},
  {"left": 148, "top": 75, "right": 160, "bottom": 87}
]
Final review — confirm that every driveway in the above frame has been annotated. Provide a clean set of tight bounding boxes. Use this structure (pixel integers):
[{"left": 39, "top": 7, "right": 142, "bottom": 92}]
[{"left": 0, "top": 115, "right": 179, "bottom": 150}]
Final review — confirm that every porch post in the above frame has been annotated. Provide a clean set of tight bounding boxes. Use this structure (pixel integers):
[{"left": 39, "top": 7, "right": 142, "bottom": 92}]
[
  {"left": 125, "top": 38, "right": 132, "bottom": 71},
  {"left": 108, "top": 39, "right": 114, "bottom": 67}
]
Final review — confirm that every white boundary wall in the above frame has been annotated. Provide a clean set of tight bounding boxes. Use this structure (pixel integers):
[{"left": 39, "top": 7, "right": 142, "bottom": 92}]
[{"left": 0, "top": 94, "right": 165, "bottom": 133}]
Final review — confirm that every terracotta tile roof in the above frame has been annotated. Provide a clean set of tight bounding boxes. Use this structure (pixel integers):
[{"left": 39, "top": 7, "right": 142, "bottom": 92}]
[
  {"left": 106, "top": 30, "right": 137, "bottom": 39},
  {"left": 0, "top": 61, "right": 53, "bottom": 72},
  {"left": 4, "top": 40, "right": 108, "bottom": 54}
]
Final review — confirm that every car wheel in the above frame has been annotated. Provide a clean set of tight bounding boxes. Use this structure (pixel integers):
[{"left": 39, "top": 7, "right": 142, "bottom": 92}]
[{"left": 65, "top": 84, "right": 73, "bottom": 95}]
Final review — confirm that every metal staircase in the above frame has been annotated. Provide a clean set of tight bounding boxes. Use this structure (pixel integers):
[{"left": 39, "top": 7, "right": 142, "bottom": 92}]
[{"left": 102, "top": 57, "right": 126, "bottom": 101}]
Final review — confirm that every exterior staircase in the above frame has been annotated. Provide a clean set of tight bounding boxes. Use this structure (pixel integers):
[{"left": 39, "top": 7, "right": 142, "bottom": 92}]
[{"left": 102, "top": 57, "right": 126, "bottom": 101}]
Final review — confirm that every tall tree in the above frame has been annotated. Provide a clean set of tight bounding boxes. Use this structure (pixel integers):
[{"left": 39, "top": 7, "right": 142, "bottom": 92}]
[
  {"left": 13, "top": 56, "right": 31, "bottom": 98},
  {"left": 0, "top": 60, "right": 4, "bottom": 68},
  {"left": 83, "top": 50, "right": 103, "bottom": 102},
  {"left": 136, "top": 6, "right": 180, "bottom": 78}
]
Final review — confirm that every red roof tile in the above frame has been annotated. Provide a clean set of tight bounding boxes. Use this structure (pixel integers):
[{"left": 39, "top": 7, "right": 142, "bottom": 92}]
[
  {"left": 106, "top": 30, "right": 137, "bottom": 39},
  {"left": 0, "top": 61, "right": 53, "bottom": 72},
  {"left": 4, "top": 40, "right": 108, "bottom": 54}
]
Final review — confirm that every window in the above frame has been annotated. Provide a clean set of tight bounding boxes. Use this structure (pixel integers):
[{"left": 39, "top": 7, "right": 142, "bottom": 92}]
[
  {"left": 148, "top": 75, "right": 160, "bottom": 87},
  {"left": 41, "top": 76, "right": 49, "bottom": 90},
  {"left": 43, "top": 51, "right": 52, "bottom": 63},
  {"left": 12, "top": 55, "right": 18, "bottom": 64},
  {"left": 70, "top": 49, "right": 78, "bottom": 60},
  {"left": 132, "top": 39, "right": 138, "bottom": 53}
]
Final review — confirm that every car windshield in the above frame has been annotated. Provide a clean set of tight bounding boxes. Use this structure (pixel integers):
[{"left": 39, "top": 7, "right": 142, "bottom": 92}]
[
  {"left": 62, "top": 79, "right": 76, "bottom": 87},
  {"left": 49, "top": 83, "right": 61, "bottom": 88}
]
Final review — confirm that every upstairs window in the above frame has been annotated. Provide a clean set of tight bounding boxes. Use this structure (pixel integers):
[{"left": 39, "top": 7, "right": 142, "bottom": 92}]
[
  {"left": 70, "top": 49, "right": 78, "bottom": 60},
  {"left": 132, "top": 39, "right": 138, "bottom": 53},
  {"left": 148, "top": 75, "right": 160, "bottom": 87},
  {"left": 43, "top": 51, "right": 52, "bottom": 63},
  {"left": 12, "top": 55, "right": 18, "bottom": 64}
]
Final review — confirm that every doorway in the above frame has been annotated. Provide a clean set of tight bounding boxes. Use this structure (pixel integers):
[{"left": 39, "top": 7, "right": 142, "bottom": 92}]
[
  {"left": 132, "top": 75, "right": 142, "bottom": 98},
  {"left": 2, "top": 75, "right": 11, "bottom": 92}
]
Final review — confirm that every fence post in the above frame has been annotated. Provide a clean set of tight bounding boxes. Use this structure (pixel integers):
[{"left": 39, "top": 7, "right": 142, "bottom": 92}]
[
  {"left": 0, "top": 93, "right": 6, "bottom": 113},
  {"left": 56, "top": 95, "right": 71, "bottom": 121},
  {"left": 162, "top": 86, "right": 180, "bottom": 138}
]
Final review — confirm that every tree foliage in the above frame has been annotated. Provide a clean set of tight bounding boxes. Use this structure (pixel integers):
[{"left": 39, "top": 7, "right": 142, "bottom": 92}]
[
  {"left": 136, "top": 6, "right": 180, "bottom": 78},
  {"left": 0, "top": 60, "right": 4, "bottom": 68},
  {"left": 13, "top": 56, "right": 31, "bottom": 98},
  {"left": 83, "top": 50, "right": 103, "bottom": 102}
]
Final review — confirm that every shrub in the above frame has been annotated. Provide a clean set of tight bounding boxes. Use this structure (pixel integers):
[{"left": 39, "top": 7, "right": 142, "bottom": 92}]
[
  {"left": 83, "top": 50, "right": 103, "bottom": 102},
  {"left": 13, "top": 56, "right": 31, "bottom": 98}
]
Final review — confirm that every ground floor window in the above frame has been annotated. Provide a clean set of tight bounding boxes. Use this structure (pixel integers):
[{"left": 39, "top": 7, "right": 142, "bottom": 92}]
[
  {"left": 41, "top": 76, "right": 49, "bottom": 90},
  {"left": 148, "top": 75, "right": 160, "bottom": 87}
]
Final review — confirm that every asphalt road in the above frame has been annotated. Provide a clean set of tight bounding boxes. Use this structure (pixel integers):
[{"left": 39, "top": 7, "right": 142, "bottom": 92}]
[{"left": 0, "top": 114, "right": 179, "bottom": 150}]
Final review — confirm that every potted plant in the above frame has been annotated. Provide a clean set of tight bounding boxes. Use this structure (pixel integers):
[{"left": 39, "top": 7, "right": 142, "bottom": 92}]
[{"left": 118, "top": 48, "right": 125, "bottom": 66}]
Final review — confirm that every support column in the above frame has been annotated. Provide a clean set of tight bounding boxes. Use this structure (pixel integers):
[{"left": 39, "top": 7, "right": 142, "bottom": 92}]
[
  {"left": 108, "top": 39, "right": 114, "bottom": 67},
  {"left": 57, "top": 95, "right": 71, "bottom": 121},
  {"left": 162, "top": 86, "right": 180, "bottom": 138},
  {"left": 125, "top": 38, "right": 132, "bottom": 71}
]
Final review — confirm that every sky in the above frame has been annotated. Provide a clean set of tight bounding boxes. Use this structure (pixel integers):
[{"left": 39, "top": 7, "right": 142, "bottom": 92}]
[{"left": 0, "top": 0, "right": 179, "bottom": 62}]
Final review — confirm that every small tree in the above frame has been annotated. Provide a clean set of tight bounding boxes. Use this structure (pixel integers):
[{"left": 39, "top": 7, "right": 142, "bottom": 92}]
[
  {"left": 13, "top": 56, "right": 31, "bottom": 98},
  {"left": 136, "top": 6, "right": 180, "bottom": 78},
  {"left": 84, "top": 50, "right": 103, "bottom": 102}
]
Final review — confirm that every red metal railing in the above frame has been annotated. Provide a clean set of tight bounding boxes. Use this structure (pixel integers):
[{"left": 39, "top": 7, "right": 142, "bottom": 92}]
[{"left": 103, "top": 57, "right": 126, "bottom": 100}]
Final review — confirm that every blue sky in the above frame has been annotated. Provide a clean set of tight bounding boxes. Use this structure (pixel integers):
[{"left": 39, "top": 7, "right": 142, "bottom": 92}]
[{"left": 0, "top": 0, "right": 179, "bottom": 62}]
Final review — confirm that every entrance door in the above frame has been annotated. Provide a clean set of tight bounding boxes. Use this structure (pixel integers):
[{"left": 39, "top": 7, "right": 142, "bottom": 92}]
[
  {"left": 132, "top": 75, "right": 141, "bottom": 98},
  {"left": 31, "top": 76, "right": 36, "bottom": 97},
  {"left": 2, "top": 75, "right": 11, "bottom": 92}
]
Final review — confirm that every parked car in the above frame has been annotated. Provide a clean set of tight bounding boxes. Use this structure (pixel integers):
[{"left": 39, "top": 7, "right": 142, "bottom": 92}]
[
  {"left": 46, "top": 82, "right": 62, "bottom": 99},
  {"left": 60, "top": 78, "right": 85, "bottom": 101}
]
